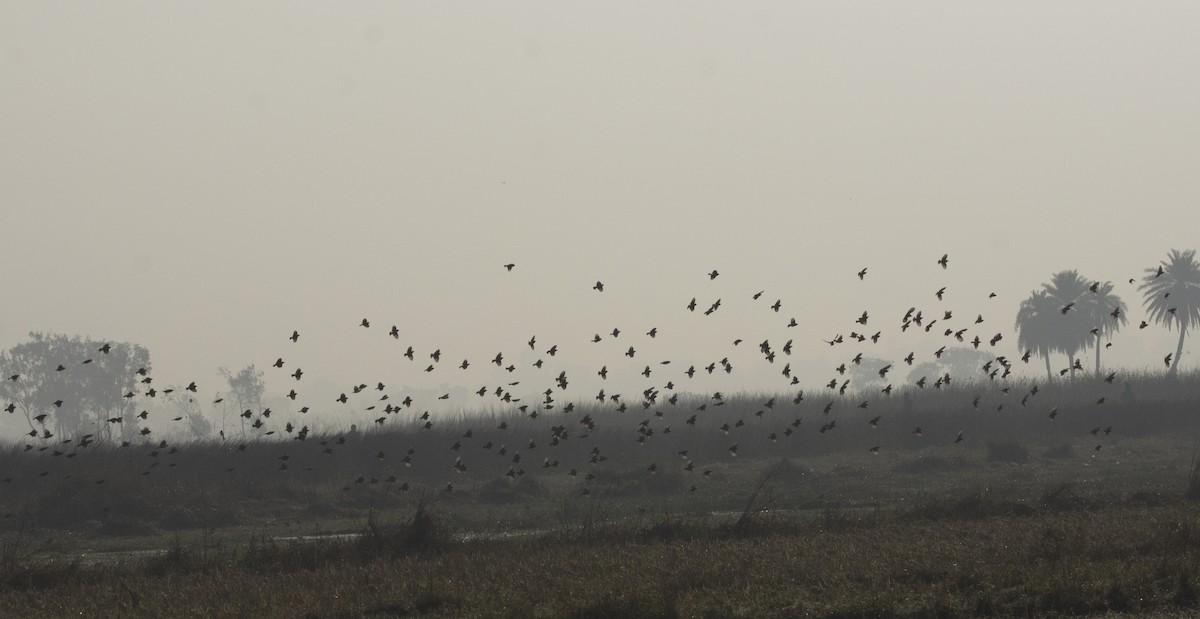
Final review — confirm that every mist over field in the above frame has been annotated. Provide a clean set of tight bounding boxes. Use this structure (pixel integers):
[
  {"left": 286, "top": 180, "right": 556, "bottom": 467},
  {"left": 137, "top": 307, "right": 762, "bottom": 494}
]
[{"left": 4, "top": 3, "right": 1200, "bottom": 617}]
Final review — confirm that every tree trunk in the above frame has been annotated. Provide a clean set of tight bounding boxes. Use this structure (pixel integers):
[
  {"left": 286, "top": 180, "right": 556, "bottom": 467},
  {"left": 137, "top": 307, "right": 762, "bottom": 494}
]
[
  {"left": 1068, "top": 353, "right": 1077, "bottom": 379},
  {"left": 1094, "top": 333, "right": 1102, "bottom": 375},
  {"left": 1044, "top": 354, "right": 1053, "bottom": 381},
  {"left": 1171, "top": 320, "right": 1187, "bottom": 376}
]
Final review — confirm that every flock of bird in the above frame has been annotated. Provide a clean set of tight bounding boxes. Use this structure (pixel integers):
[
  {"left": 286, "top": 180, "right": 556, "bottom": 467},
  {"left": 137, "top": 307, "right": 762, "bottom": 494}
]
[{"left": 0, "top": 253, "right": 1182, "bottom": 496}]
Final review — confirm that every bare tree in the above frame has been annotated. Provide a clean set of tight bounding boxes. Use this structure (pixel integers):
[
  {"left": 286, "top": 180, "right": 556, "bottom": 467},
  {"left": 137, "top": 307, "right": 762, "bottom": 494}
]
[{"left": 218, "top": 365, "right": 265, "bottom": 438}]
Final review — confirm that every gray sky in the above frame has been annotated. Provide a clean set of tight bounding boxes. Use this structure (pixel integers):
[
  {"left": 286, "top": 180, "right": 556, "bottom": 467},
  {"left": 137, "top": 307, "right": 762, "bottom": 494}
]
[{"left": 3, "top": 2, "right": 1199, "bottom": 417}]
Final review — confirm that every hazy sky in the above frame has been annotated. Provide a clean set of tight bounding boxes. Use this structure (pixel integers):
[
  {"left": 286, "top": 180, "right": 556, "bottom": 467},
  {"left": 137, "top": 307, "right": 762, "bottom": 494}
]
[{"left": 3, "top": 3, "right": 1199, "bottom": 419}]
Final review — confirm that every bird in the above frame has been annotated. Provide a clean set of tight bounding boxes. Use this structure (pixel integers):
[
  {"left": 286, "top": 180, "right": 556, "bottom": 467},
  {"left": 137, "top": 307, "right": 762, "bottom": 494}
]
[
  {"left": 504, "top": 263, "right": 515, "bottom": 271},
  {"left": 360, "top": 318, "right": 370, "bottom": 328},
  {"left": 290, "top": 330, "right": 300, "bottom": 342},
  {"left": 1165, "top": 353, "right": 1173, "bottom": 367},
  {"left": 708, "top": 269, "right": 719, "bottom": 280},
  {"left": 857, "top": 268, "right": 867, "bottom": 280},
  {"left": 593, "top": 281, "right": 604, "bottom": 292},
  {"left": 938, "top": 254, "right": 948, "bottom": 269}
]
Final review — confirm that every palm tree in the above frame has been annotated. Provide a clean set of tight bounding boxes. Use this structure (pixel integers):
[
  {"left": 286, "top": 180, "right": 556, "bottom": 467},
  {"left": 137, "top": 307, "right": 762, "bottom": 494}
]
[
  {"left": 1016, "top": 289, "right": 1060, "bottom": 381},
  {"left": 1041, "top": 270, "right": 1094, "bottom": 377},
  {"left": 1079, "top": 281, "right": 1127, "bottom": 374},
  {"left": 1139, "top": 249, "right": 1200, "bottom": 376}
]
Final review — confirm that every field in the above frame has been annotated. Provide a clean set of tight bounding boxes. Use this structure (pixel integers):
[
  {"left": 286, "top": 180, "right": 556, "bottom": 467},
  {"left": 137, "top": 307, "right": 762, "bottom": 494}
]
[{"left": 3, "top": 372, "right": 1200, "bottom": 618}]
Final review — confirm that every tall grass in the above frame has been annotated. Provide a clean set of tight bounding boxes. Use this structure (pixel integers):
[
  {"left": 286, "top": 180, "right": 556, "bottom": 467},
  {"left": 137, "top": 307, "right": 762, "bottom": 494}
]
[{"left": 1, "top": 371, "right": 1197, "bottom": 537}]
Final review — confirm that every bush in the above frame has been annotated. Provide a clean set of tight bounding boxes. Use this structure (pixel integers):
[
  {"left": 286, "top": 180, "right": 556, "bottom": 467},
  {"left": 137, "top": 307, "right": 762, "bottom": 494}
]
[
  {"left": 477, "top": 475, "right": 545, "bottom": 503},
  {"left": 986, "top": 440, "right": 1030, "bottom": 464},
  {"left": 1042, "top": 443, "right": 1074, "bottom": 459}
]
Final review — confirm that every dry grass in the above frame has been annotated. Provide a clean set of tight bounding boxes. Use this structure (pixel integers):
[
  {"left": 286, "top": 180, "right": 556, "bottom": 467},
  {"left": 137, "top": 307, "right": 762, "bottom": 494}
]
[{"left": 3, "top": 502, "right": 1200, "bottom": 618}]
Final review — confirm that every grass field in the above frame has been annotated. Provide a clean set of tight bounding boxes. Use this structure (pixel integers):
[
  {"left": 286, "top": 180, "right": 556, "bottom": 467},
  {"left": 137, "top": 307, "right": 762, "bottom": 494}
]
[{"left": 3, "top": 372, "right": 1200, "bottom": 617}]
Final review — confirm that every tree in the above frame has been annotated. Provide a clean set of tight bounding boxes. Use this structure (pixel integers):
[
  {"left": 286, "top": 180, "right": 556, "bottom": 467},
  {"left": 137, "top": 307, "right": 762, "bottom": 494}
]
[
  {"left": 1079, "top": 281, "right": 1127, "bottom": 375},
  {"left": 219, "top": 365, "right": 265, "bottom": 437},
  {"left": 0, "top": 333, "right": 149, "bottom": 441},
  {"left": 1139, "top": 249, "right": 1200, "bottom": 376},
  {"left": 846, "top": 356, "right": 893, "bottom": 390},
  {"left": 1041, "top": 270, "right": 1094, "bottom": 378},
  {"left": 165, "top": 389, "right": 213, "bottom": 440},
  {"left": 905, "top": 347, "right": 994, "bottom": 386},
  {"left": 1016, "top": 290, "right": 1061, "bottom": 381}
]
